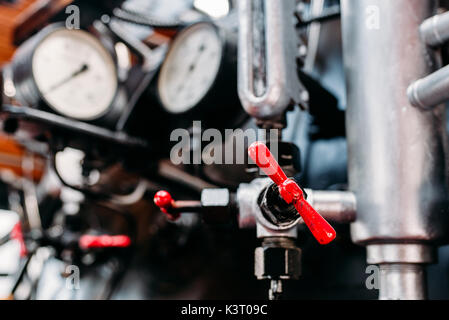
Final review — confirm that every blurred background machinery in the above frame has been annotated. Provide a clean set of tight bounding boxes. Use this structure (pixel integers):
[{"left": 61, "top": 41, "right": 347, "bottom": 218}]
[{"left": 0, "top": 0, "right": 448, "bottom": 300}]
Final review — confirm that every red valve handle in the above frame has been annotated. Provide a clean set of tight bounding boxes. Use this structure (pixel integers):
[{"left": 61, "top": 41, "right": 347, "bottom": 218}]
[
  {"left": 79, "top": 235, "right": 131, "bottom": 249},
  {"left": 248, "top": 142, "right": 336, "bottom": 245},
  {"left": 154, "top": 190, "right": 181, "bottom": 221}
]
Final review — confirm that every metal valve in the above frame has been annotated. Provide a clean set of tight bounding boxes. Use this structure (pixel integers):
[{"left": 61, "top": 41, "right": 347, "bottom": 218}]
[
  {"left": 154, "top": 189, "right": 234, "bottom": 224},
  {"left": 248, "top": 142, "right": 336, "bottom": 245},
  {"left": 153, "top": 190, "right": 200, "bottom": 221}
]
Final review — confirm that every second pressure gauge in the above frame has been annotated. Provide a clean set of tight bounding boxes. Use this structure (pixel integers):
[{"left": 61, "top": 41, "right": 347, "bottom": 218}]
[
  {"left": 9, "top": 24, "right": 123, "bottom": 123},
  {"left": 158, "top": 22, "right": 223, "bottom": 114},
  {"left": 155, "top": 21, "right": 243, "bottom": 128}
]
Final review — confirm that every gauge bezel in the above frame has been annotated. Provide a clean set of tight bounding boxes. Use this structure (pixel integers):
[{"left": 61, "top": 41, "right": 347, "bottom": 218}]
[
  {"left": 10, "top": 23, "right": 121, "bottom": 122},
  {"left": 156, "top": 21, "right": 226, "bottom": 115},
  {"left": 31, "top": 26, "right": 120, "bottom": 121}
]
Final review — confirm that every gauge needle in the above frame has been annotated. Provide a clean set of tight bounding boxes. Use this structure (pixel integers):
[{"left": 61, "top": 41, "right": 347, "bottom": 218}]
[
  {"left": 45, "top": 64, "right": 89, "bottom": 94},
  {"left": 176, "top": 44, "right": 207, "bottom": 92},
  {"left": 188, "top": 44, "right": 206, "bottom": 73}
]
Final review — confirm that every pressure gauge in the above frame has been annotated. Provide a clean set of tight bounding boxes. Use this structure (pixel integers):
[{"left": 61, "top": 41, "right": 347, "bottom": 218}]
[
  {"left": 32, "top": 29, "right": 117, "bottom": 120},
  {"left": 158, "top": 22, "right": 223, "bottom": 114},
  {"left": 10, "top": 24, "right": 122, "bottom": 123},
  {"left": 156, "top": 21, "right": 242, "bottom": 124}
]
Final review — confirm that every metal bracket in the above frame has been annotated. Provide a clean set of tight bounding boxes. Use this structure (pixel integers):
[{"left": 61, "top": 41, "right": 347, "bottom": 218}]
[{"left": 237, "top": 0, "right": 309, "bottom": 120}]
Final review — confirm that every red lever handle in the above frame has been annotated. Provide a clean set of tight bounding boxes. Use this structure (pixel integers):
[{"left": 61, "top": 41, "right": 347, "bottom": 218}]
[
  {"left": 154, "top": 190, "right": 181, "bottom": 221},
  {"left": 79, "top": 235, "right": 131, "bottom": 249},
  {"left": 248, "top": 142, "right": 336, "bottom": 245}
]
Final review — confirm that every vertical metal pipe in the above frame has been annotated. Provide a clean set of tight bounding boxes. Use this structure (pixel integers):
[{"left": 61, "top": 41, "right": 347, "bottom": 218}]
[
  {"left": 341, "top": 0, "right": 449, "bottom": 299},
  {"left": 379, "top": 265, "right": 427, "bottom": 300}
]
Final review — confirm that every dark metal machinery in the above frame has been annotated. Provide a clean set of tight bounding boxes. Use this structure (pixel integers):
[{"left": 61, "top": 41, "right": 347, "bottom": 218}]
[
  {"left": 4, "top": 0, "right": 449, "bottom": 301},
  {"left": 158, "top": 0, "right": 449, "bottom": 300},
  {"left": 341, "top": 0, "right": 449, "bottom": 299},
  {"left": 233, "top": 0, "right": 449, "bottom": 300}
]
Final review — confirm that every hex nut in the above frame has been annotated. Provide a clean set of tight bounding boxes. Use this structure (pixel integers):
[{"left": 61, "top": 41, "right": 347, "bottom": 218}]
[
  {"left": 200, "top": 188, "right": 232, "bottom": 223},
  {"left": 255, "top": 245, "right": 301, "bottom": 280}
]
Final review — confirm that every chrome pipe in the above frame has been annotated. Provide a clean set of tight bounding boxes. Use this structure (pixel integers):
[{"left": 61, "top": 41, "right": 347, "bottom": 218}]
[
  {"left": 237, "top": 179, "right": 356, "bottom": 229},
  {"left": 407, "top": 64, "right": 449, "bottom": 110},
  {"left": 237, "top": 0, "right": 308, "bottom": 119},
  {"left": 420, "top": 11, "right": 449, "bottom": 47},
  {"left": 304, "top": 189, "right": 356, "bottom": 224},
  {"left": 341, "top": 0, "right": 448, "bottom": 299},
  {"left": 379, "top": 264, "right": 427, "bottom": 300}
]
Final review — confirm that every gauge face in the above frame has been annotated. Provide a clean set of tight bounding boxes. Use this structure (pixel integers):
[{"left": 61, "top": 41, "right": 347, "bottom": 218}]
[
  {"left": 32, "top": 28, "right": 118, "bottom": 120},
  {"left": 157, "top": 23, "right": 223, "bottom": 114}
]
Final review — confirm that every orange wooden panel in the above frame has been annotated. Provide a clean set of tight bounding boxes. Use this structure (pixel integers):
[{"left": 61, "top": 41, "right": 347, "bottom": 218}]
[
  {"left": 0, "top": 134, "right": 46, "bottom": 181},
  {"left": 0, "top": 0, "right": 37, "bottom": 64},
  {"left": 0, "top": 0, "right": 49, "bottom": 180},
  {"left": 0, "top": 0, "right": 73, "bottom": 64}
]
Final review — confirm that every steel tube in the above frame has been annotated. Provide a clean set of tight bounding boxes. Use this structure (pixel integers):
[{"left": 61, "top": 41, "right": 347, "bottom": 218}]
[
  {"left": 407, "top": 64, "right": 449, "bottom": 110},
  {"left": 304, "top": 189, "right": 356, "bottom": 224},
  {"left": 367, "top": 244, "right": 435, "bottom": 265},
  {"left": 420, "top": 11, "right": 449, "bottom": 47},
  {"left": 341, "top": 0, "right": 448, "bottom": 299},
  {"left": 379, "top": 264, "right": 427, "bottom": 300}
]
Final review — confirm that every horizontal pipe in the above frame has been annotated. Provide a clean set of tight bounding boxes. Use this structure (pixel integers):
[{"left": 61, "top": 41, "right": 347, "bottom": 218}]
[
  {"left": 304, "top": 189, "right": 356, "bottom": 224},
  {"left": 237, "top": 185, "right": 356, "bottom": 229},
  {"left": 420, "top": 11, "right": 449, "bottom": 47},
  {"left": 407, "top": 64, "right": 449, "bottom": 109},
  {"left": 342, "top": 0, "right": 448, "bottom": 247}
]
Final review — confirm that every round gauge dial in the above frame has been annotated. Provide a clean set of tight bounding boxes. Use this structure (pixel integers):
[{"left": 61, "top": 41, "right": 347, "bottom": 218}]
[
  {"left": 157, "top": 22, "right": 223, "bottom": 114},
  {"left": 31, "top": 28, "right": 118, "bottom": 120}
]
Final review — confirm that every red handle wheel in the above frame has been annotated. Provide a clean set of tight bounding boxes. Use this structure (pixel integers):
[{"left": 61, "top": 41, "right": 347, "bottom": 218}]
[{"left": 248, "top": 142, "right": 336, "bottom": 245}]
